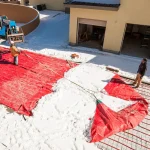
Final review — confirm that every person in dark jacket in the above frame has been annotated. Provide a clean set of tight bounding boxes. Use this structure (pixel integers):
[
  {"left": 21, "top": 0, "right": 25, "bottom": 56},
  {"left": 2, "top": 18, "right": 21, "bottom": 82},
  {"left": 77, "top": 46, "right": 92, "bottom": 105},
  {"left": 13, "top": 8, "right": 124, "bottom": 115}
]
[{"left": 133, "top": 58, "right": 147, "bottom": 88}]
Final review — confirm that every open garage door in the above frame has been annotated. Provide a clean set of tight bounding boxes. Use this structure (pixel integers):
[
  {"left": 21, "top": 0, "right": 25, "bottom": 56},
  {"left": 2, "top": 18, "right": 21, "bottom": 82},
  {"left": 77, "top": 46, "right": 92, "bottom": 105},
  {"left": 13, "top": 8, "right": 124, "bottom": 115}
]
[
  {"left": 77, "top": 18, "right": 106, "bottom": 50},
  {"left": 121, "top": 23, "right": 150, "bottom": 58},
  {"left": 78, "top": 18, "right": 106, "bottom": 27}
]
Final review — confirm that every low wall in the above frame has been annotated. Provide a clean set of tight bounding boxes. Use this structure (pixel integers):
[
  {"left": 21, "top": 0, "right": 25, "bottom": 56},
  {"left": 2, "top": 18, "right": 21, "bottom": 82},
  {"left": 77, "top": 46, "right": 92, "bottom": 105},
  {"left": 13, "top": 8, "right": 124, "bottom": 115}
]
[
  {"left": 0, "top": 2, "right": 40, "bottom": 35},
  {"left": 0, "top": 1, "right": 20, "bottom": 4}
]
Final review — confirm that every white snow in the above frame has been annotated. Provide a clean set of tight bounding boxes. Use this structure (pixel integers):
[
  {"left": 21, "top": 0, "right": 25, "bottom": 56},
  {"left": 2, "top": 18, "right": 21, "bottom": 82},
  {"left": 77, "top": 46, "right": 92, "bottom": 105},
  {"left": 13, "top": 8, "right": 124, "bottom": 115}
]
[
  {"left": 65, "top": 64, "right": 114, "bottom": 91},
  {"left": 72, "top": 0, "right": 120, "bottom": 4},
  {"left": 0, "top": 10, "right": 149, "bottom": 150},
  {"left": 96, "top": 92, "right": 136, "bottom": 112}
]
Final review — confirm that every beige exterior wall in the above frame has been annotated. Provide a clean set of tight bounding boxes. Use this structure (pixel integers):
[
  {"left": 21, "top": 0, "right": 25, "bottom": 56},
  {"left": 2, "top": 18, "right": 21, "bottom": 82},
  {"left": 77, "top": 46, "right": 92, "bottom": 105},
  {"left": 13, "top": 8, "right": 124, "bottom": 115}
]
[
  {"left": 29, "top": 0, "right": 65, "bottom": 11},
  {"left": 20, "top": 0, "right": 24, "bottom": 5},
  {"left": 69, "top": 0, "right": 150, "bottom": 52}
]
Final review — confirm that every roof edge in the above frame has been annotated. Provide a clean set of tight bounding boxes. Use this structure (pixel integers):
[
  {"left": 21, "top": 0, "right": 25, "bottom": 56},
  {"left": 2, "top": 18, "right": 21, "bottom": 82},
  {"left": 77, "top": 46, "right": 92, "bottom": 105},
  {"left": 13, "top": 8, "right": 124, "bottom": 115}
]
[
  {"left": 64, "top": 3, "right": 120, "bottom": 11},
  {"left": 64, "top": 1, "right": 120, "bottom": 8}
]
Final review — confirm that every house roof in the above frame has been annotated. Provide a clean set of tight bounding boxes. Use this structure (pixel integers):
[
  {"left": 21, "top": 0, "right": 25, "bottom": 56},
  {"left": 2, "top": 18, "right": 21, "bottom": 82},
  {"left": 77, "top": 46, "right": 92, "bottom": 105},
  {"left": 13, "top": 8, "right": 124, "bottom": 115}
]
[{"left": 64, "top": 0, "right": 120, "bottom": 8}]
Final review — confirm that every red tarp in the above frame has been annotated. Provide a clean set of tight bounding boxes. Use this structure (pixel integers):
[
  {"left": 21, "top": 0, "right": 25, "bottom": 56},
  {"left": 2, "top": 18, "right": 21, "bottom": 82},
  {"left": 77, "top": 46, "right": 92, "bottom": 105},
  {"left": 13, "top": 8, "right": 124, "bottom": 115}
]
[
  {"left": 0, "top": 46, "right": 76, "bottom": 116},
  {"left": 90, "top": 74, "right": 148, "bottom": 143}
]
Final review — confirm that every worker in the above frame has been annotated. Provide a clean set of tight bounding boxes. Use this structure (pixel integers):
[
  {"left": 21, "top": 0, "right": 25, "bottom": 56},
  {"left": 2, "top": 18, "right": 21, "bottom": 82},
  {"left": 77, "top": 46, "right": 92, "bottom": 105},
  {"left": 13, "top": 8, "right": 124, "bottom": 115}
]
[
  {"left": 133, "top": 58, "right": 147, "bottom": 88},
  {"left": 10, "top": 41, "right": 20, "bottom": 65}
]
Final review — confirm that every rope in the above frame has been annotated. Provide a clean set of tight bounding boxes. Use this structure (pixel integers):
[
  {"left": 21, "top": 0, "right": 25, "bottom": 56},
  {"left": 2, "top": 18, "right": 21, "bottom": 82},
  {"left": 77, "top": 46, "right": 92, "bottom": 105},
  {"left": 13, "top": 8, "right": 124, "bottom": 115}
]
[
  {"left": 0, "top": 142, "right": 10, "bottom": 150},
  {"left": 21, "top": 51, "right": 99, "bottom": 100}
]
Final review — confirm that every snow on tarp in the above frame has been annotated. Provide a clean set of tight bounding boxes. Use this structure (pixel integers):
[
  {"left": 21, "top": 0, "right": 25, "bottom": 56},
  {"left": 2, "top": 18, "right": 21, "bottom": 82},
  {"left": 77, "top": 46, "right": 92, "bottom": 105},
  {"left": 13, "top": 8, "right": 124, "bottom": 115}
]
[
  {"left": 0, "top": 46, "right": 76, "bottom": 116},
  {"left": 90, "top": 74, "right": 148, "bottom": 142}
]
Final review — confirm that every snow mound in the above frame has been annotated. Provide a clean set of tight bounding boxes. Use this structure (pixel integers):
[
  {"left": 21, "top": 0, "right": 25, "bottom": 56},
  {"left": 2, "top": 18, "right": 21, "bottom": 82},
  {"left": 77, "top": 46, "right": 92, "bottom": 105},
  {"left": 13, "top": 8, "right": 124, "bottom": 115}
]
[{"left": 65, "top": 63, "right": 114, "bottom": 92}]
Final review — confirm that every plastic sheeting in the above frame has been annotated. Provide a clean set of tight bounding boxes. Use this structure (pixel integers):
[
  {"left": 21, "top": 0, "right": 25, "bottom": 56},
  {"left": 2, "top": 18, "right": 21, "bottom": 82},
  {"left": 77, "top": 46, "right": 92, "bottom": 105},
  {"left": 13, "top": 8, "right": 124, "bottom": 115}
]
[
  {"left": 0, "top": 46, "right": 76, "bottom": 116},
  {"left": 90, "top": 74, "right": 148, "bottom": 143}
]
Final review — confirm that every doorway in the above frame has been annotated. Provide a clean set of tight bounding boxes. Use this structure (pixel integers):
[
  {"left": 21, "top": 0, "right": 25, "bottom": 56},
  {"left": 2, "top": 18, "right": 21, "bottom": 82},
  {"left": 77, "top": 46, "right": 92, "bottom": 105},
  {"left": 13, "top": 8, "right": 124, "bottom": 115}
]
[
  {"left": 122, "top": 24, "right": 150, "bottom": 58},
  {"left": 77, "top": 18, "right": 106, "bottom": 50}
]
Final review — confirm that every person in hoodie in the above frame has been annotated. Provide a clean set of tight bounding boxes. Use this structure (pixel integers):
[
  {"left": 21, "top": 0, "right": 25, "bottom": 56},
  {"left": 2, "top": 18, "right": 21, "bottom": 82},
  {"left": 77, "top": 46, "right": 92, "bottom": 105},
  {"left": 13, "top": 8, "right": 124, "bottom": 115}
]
[
  {"left": 133, "top": 58, "right": 147, "bottom": 88},
  {"left": 10, "top": 41, "right": 20, "bottom": 65}
]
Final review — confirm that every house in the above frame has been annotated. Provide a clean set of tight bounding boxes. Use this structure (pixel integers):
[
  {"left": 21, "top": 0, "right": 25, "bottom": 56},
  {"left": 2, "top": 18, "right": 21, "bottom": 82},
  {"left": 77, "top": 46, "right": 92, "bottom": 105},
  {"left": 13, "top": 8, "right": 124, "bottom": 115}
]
[{"left": 64, "top": 0, "right": 150, "bottom": 57}]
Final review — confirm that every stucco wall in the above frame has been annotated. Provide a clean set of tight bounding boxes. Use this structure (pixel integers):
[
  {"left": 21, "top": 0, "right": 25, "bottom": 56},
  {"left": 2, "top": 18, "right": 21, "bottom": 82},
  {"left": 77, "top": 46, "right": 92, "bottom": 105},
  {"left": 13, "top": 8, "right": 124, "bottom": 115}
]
[
  {"left": 69, "top": 0, "right": 150, "bottom": 52},
  {"left": 29, "top": 0, "right": 65, "bottom": 11},
  {"left": 0, "top": 2, "right": 40, "bottom": 35}
]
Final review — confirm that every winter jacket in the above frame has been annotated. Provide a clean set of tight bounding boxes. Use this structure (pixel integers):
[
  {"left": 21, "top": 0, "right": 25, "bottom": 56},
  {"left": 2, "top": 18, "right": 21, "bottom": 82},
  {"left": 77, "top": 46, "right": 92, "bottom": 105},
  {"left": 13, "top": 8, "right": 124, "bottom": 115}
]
[
  {"left": 137, "top": 63, "right": 147, "bottom": 76},
  {"left": 10, "top": 46, "right": 20, "bottom": 57}
]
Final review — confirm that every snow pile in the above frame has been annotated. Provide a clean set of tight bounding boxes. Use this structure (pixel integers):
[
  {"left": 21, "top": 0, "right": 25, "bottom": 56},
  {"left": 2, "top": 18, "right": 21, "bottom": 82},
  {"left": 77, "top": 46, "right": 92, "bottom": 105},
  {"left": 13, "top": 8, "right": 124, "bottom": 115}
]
[
  {"left": 65, "top": 64, "right": 114, "bottom": 91},
  {"left": 96, "top": 93, "right": 136, "bottom": 112}
]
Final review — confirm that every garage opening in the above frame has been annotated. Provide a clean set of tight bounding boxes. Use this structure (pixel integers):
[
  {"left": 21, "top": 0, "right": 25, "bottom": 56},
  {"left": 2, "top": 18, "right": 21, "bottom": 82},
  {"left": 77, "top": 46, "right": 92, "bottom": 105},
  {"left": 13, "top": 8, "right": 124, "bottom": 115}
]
[
  {"left": 77, "top": 18, "right": 106, "bottom": 50},
  {"left": 122, "top": 24, "right": 150, "bottom": 58}
]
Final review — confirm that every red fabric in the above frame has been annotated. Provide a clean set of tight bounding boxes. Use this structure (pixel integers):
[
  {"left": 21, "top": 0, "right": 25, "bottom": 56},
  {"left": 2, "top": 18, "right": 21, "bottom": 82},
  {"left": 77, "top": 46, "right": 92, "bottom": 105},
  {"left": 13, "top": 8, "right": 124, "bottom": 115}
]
[
  {"left": 0, "top": 46, "right": 76, "bottom": 116},
  {"left": 90, "top": 74, "right": 148, "bottom": 143},
  {"left": 104, "top": 74, "right": 146, "bottom": 102}
]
